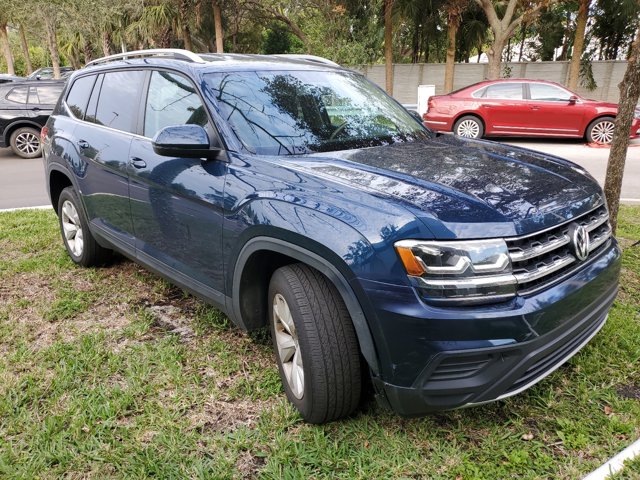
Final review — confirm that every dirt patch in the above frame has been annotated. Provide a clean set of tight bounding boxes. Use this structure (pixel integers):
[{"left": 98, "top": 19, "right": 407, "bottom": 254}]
[
  {"left": 235, "top": 450, "right": 266, "bottom": 479},
  {"left": 617, "top": 384, "right": 640, "bottom": 400},
  {"left": 189, "top": 398, "right": 271, "bottom": 434},
  {"left": 147, "top": 305, "right": 196, "bottom": 342}
]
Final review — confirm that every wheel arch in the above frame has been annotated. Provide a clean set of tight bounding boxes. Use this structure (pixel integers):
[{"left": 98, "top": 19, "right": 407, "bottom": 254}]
[
  {"left": 232, "top": 236, "right": 381, "bottom": 375},
  {"left": 3, "top": 120, "right": 43, "bottom": 145},
  {"left": 452, "top": 112, "right": 486, "bottom": 133},
  {"left": 49, "top": 168, "right": 74, "bottom": 212}
]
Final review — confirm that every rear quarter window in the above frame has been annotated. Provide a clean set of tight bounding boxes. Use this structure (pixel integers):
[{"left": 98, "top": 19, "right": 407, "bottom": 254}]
[
  {"left": 66, "top": 76, "right": 97, "bottom": 119},
  {"left": 6, "top": 86, "right": 28, "bottom": 104}
]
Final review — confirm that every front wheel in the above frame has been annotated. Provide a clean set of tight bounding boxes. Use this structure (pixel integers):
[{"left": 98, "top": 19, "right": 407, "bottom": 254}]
[
  {"left": 269, "top": 264, "right": 361, "bottom": 424},
  {"left": 453, "top": 115, "right": 484, "bottom": 139},
  {"left": 10, "top": 127, "right": 42, "bottom": 158},
  {"left": 586, "top": 116, "right": 616, "bottom": 144}
]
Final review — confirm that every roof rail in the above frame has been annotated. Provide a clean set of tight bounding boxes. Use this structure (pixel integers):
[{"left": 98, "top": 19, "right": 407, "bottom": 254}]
[
  {"left": 271, "top": 54, "right": 340, "bottom": 67},
  {"left": 85, "top": 49, "right": 206, "bottom": 68}
]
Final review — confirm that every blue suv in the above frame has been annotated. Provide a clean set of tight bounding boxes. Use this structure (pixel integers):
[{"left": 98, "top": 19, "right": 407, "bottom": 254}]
[{"left": 43, "top": 49, "right": 621, "bottom": 423}]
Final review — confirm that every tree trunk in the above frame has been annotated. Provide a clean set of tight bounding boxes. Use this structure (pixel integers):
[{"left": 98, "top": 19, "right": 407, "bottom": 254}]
[
  {"left": 518, "top": 23, "right": 526, "bottom": 61},
  {"left": 83, "top": 41, "right": 93, "bottom": 64},
  {"left": 567, "top": 0, "right": 588, "bottom": 91},
  {"left": 19, "top": 24, "right": 33, "bottom": 75},
  {"left": 487, "top": 37, "right": 506, "bottom": 79},
  {"left": 101, "top": 30, "right": 112, "bottom": 57},
  {"left": 213, "top": 0, "right": 224, "bottom": 53},
  {"left": 180, "top": 0, "right": 193, "bottom": 51},
  {"left": 604, "top": 29, "right": 640, "bottom": 233},
  {"left": 44, "top": 17, "right": 61, "bottom": 79},
  {"left": 0, "top": 23, "right": 15, "bottom": 75},
  {"left": 182, "top": 26, "right": 193, "bottom": 51},
  {"left": 444, "top": 19, "right": 459, "bottom": 92},
  {"left": 384, "top": 0, "right": 394, "bottom": 95}
]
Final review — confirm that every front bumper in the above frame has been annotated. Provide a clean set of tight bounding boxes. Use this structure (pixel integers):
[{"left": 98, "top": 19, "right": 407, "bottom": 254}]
[{"left": 361, "top": 241, "right": 621, "bottom": 416}]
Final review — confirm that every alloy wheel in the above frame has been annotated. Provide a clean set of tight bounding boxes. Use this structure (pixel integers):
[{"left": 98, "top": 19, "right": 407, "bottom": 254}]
[
  {"left": 456, "top": 119, "right": 481, "bottom": 138},
  {"left": 590, "top": 120, "right": 615, "bottom": 144},
  {"left": 272, "top": 293, "right": 304, "bottom": 399},
  {"left": 61, "top": 200, "right": 84, "bottom": 257},
  {"left": 14, "top": 131, "right": 40, "bottom": 156}
]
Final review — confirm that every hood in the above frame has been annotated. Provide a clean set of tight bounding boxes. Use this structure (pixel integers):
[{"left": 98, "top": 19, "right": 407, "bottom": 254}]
[{"left": 288, "top": 135, "right": 603, "bottom": 238}]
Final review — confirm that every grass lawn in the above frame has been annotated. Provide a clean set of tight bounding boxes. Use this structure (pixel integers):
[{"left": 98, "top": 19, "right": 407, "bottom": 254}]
[{"left": 0, "top": 206, "right": 639, "bottom": 479}]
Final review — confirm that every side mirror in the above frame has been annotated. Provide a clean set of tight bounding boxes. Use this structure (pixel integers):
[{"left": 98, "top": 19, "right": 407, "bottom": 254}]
[
  {"left": 407, "top": 109, "right": 424, "bottom": 123},
  {"left": 152, "top": 125, "right": 221, "bottom": 159},
  {"left": 569, "top": 95, "right": 578, "bottom": 104}
]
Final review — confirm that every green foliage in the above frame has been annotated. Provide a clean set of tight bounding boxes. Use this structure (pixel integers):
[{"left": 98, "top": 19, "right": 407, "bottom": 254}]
[
  {"left": 262, "top": 23, "right": 301, "bottom": 54},
  {"left": 580, "top": 56, "right": 598, "bottom": 91}
]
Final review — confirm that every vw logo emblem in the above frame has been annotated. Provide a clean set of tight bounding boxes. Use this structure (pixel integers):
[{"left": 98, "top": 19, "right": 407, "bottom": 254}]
[{"left": 569, "top": 224, "right": 590, "bottom": 261}]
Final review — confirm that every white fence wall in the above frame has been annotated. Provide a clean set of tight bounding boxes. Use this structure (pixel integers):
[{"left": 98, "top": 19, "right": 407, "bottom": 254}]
[{"left": 352, "top": 61, "right": 628, "bottom": 105}]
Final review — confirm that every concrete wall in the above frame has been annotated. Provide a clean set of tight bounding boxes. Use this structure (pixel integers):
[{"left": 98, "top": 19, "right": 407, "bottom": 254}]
[{"left": 352, "top": 61, "right": 627, "bottom": 105}]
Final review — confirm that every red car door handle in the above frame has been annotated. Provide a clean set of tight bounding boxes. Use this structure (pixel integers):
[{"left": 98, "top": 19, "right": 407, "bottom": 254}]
[{"left": 530, "top": 106, "right": 540, "bottom": 111}]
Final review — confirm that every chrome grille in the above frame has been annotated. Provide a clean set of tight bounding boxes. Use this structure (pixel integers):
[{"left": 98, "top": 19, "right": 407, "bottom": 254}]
[{"left": 506, "top": 205, "right": 612, "bottom": 295}]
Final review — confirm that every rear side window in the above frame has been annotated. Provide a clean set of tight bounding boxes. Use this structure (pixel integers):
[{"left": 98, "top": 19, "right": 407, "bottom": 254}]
[
  {"left": 66, "top": 76, "right": 97, "bottom": 119},
  {"left": 143, "top": 71, "right": 208, "bottom": 138},
  {"left": 30, "top": 84, "right": 64, "bottom": 105},
  {"left": 95, "top": 70, "right": 145, "bottom": 133},
  {"left": 6, "top": 86, "right": 28, "bottom": 104},
  {"left": 483, "top": 83, "right": 524, "bottom": 100}
]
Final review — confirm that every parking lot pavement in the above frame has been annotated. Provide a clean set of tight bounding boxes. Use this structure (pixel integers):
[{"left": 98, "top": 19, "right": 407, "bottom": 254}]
[
  {"left": 0, "top": 149, "right": 49, "bottom": 210},
  {"left": 503, "top": 138, "right": 640, "bottom": 202},
  {"left": 0, "top": 138, "right": 639, "bottom": 210}
]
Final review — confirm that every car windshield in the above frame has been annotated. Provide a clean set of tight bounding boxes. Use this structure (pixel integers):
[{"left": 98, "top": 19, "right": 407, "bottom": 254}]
[{"left": 204, "top": 70, "right": 430, "bottom": 155}]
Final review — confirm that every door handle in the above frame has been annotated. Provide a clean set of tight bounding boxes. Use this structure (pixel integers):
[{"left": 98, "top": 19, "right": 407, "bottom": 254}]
[
  {"left": 77, "top": 140, "right": 89, "bottom": 149},
  {"left": 131, "top": 157, "right": 147, "bottom": 169},
  {"left": 31, "top": 107, "right": 41, "bottom": 112},
  {"left": 530, "top": 106, "right": 540, "bottom": 111}
]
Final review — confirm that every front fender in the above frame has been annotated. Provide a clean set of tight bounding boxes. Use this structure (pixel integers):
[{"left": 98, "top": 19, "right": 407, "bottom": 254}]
[{"left": 226, "top": 202, "right": 387, "bottom": 375}]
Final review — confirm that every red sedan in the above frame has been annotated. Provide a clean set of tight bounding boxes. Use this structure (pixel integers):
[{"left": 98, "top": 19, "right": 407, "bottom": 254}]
[{"left": 423, "top": 79, "right": 640, "bottom": 144}]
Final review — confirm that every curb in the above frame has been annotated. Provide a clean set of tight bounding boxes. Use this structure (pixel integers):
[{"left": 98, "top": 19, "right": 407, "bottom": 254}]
[{"left": 583, "top": 438, "right": 640, "bottom": 480}]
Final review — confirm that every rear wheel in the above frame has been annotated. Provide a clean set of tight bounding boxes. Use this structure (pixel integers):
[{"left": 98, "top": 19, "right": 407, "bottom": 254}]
[
  {"left": 10, "top": 127, "right": 42, "bottom": 158},
  {"left": 586, "top": 116, "right": 616, "bottom": 144},
  {"left": 57, "top": 187, "right": 111, "bottom": 267},
  {"left": 453, "top": 115, "right": 484, "bottom": 139},
  {"left": 269, "top": 264, "right": 361, "bottom": 423}
]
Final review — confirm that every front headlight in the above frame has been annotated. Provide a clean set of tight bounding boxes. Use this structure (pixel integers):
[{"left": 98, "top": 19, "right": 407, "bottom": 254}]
[{"left": 395, "top": 239, "right": 516, "bottom": 305}]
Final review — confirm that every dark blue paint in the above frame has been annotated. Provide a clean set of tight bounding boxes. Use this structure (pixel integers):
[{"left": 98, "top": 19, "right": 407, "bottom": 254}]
[{"left": 43, "top": 55, "right": 621, "bottom": 416}]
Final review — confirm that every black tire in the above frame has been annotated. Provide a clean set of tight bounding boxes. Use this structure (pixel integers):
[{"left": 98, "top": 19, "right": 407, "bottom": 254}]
[
  {"left": 453, "top": 115, "right": 484, "bottom": 139},
  {"left": 586, "top": 116, "right": 616, "bottom": 144},
  {"left": 9, "top": 126, "right": 42, "bottom": 158},
  {"left": 57, "top": 187, "right": 111, "bottom": 267},
  {"left": 268, "top": 264, "right": 361, "bottom": 423}
]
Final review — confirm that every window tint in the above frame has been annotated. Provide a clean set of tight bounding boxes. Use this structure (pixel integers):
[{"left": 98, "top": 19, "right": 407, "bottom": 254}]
[
  {"left": 529, "top": 83, "right": 572, "bottom": 102},
  {"left": 484, "top": 83, "right": 523, "bottom": 100},
  {"left": 6, "top": 86, "right": 28, "bottom": 104},
  {"left": 144, "top": 71, "right": 208, "bottom": 138},
  {"left": 66, "top": 76, "right": 97, "bottom": 119},
  {"left": 95, "top": 71, "right": 145, "bottom": 133},
  {"left": 30, "top": 84, "right": 64, "bottom": 105}
]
